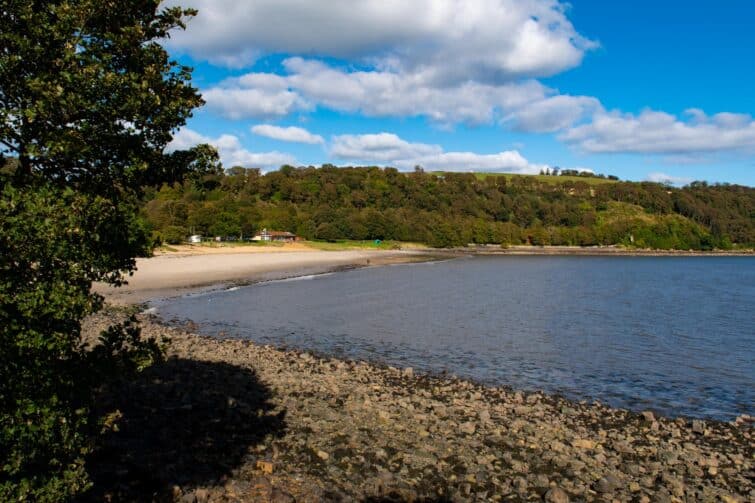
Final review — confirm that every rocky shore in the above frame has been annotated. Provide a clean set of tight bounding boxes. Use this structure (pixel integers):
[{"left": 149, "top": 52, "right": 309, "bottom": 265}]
[{"left": 81, "top": 311, "right": 753, "bottom": 502}]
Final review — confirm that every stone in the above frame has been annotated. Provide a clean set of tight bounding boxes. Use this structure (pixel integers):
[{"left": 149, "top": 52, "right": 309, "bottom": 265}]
[
  {"left": 478, "top": 408, "right": 491, "bottom": 423},
  {"left": 194, "top": 489, "right": 209, "bottom": 503},
  {"left": 459, "top": 421, "right": 476, "bottom": 435},
  {"left": 256, "top": 460, "right": 274, "bottom": 474},
  {"left": 572, "top": 439, "right": 595, "bottom": 450},
  {"left": 544, "top": 487, "right": 570, "bottom": 503},
  {"left": 594, "top": 475, "right": 621, "bottom": 493},
  {"left": 641, "top": 410, "right": 655, "bottom": 422},
  {"left": 403, "top": 367, "right": 414, "bottom": 378},
  {"left": 691, "top": 420, "right": 705, "bottom": 434},
  {"left": 270, "top": 488, "right": 296, "bottom": 503},
  {"left": 316, "top": 450, "right": 330, "bottom": 461}
]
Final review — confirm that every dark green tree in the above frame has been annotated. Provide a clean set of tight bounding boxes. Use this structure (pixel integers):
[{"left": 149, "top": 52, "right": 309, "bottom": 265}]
[{"left": 1, "top": 1, "right": 207, "bottom": 499}]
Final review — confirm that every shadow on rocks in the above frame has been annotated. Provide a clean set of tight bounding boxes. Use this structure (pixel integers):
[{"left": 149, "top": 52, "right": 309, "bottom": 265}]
[
  {"left": 363, "top": 497, "right": 453, "bottom": 503},
  {"left": 80, "top": 357, "right": 286, "bottom": 502}
]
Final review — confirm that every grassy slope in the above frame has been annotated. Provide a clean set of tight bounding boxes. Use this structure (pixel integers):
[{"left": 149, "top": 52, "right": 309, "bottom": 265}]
[{"left": 431, "top": 172, "right": 618, "bottom": 186}]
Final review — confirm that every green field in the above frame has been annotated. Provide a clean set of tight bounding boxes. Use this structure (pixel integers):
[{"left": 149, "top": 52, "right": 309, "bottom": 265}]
[
  {"left": 295, "top": 239, "right": 419, "bottom": 251},
  {"left": 431, "top": 172, "right": 618, "bottom": 185}
]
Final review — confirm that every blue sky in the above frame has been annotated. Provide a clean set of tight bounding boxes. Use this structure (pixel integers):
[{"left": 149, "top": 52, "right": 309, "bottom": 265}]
[{"left": 164, "top": 0, "right": 755, "bottom": 186}]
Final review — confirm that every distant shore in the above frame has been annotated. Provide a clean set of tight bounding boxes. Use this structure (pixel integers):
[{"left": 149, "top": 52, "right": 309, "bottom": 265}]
[
  {"left": 447, "top": 244, "right": 755, "bottom": 257},
  {"left": 94, "top": 247, "right": 438, "bottom": 305},
  {"left": 95, "top": 243, "right": 753, "bottom": 305}
]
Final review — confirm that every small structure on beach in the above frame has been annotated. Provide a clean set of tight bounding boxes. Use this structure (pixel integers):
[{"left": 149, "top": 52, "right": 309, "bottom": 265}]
[
  {"left": 252, "top": 229, "right": 299, "bottom": 242},
  {"left": 188, "top": 234, "right": 202, "bottom": 244}
]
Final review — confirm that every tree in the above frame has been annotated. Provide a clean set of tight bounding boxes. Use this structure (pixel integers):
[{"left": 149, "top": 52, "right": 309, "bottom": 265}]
[{"left": 1, "top": 1, "right": 205, "bottom": 499}]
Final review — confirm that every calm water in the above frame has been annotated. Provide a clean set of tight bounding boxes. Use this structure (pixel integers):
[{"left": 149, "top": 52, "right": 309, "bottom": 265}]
[{"left": 154, "top": 256, "right": 755, "bottom": 421}]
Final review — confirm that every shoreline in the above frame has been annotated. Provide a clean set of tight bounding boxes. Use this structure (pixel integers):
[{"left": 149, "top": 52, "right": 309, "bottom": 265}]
[
  {"left": 83, "top": 310, "right": 753, "bottom": 502},
  {"left": 96, "top": 244, "right": 754, "bottom": 306},
  {"left": 95, "top": 249, "right": 441, "bottom": 305},
  {"left": 87, "top": 251, "right": 754, "bottom": 500},
  {"left": 439, "top": 244, "right": 755, "bottom": 257}
]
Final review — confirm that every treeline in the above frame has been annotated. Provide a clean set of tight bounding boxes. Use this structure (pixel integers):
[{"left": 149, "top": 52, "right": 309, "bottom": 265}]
[
  {"left": 539, "top": 167, "right": 620, "bottom": 180},
  {"left": 142, "top": 165, "right": 754, "bottom": 250}
]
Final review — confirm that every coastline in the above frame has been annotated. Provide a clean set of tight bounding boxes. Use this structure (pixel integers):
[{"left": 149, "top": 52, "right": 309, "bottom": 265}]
[
  {"left": 95, "top": 248, "right": 439, "bottom": 305},
  {"left": 85, "top": 249, "right": 754, "bottom": 501},
  {"left": 83, "top": 310, "right": 753, "bottom": 502},
  {"left": 95, "top": 243, "right": 754, "bottom": 305},
  {"left": 439, "top": 244, "right": 755, "bottom": 257}
]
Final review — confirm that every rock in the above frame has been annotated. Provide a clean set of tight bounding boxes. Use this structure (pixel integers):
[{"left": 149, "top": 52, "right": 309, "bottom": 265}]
[
  {"left": 594, "top": 474, "right": 621, "bottom": 493},
  {"left": 544, "top": 487, "right": 570, "bottom": 503},
  {"left": 270, "top": 488, "right": 296, "bottom": 503},
  {"left": 459, "top": 421, "right": 476, "bottom": 435},
  {"left": 316, "top": 450, "right": 330, "bottom": 461},
  {"left": 478, "top": 408, "right": 491, "bottom": 423},
  {"left": 513, "top": 477, "right": 528, "bottom": 493},
  {"left": 691, "top": 419, "right": 705, "bottom": 434},
  {"left": 402, "top": 367, "right": 414, "bottom": 378},
  {"left": 571, "top": 438, "right": 595, "bottom": 449},
  {"left": 194, "top": 488, "right": 209, "bottom": 503},
  {"left": 641, "top": 410, "right": 655, "bottom": 422},
  {"left": 256, "top": 460, "right": 274, "bottom": 474}
]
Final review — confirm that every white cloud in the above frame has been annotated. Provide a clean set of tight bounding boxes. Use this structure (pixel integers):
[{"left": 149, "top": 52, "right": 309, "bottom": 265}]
[
  {"left": 504, "top": 94, "right": 601, "bottom": 133},
  {"left": 646, "top": 172, "right": 693, "bottom": 186},
  {"left": 331, "top": 133, "right": 442, "bottom": 162},
  {"left": 394, "top": 151, "right": 547, "bottom": 174},
  {"left": 203, "top": 58, "right": 597, "bottom": 129},
  {"left": 562, "top": 108, "right": 755, "bottom": 154},
  {"left": 203, "top": 73, "right": 310, "bottom": 120},
  {"left": 166, "top": 0, "right": 594, "bottom": 81},
  {"left": 169, "top": 128, "right": 296, "bottom": 170},
  {"left": 251, "top": 124, "right": 324, "bottom": 144},
  {"left": 330, "top": 132, "right": 547, "bottom": 173}
]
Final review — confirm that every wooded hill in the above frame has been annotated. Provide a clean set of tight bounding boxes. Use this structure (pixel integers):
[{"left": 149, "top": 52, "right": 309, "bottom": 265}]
[{"left": 142, "top": 165, "right": 754, "bottom": 250}]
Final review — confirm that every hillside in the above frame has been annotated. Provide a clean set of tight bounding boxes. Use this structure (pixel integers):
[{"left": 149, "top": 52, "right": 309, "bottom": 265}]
[{"left": 142, "top": 165, "right": 754, "bottom": 250}]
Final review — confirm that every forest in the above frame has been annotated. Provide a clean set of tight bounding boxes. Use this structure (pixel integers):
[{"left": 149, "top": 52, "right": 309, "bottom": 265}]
[{"left": 142, "top": 164, "right": 755, "bottom": 250}]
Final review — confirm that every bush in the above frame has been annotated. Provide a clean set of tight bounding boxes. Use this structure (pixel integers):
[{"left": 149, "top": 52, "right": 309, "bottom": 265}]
[
  {"left": 163, "top": 225, "right": 189, "bottom": 245},
  {"left": 0, "top": 1, "right": 206, "bottom": 499}
]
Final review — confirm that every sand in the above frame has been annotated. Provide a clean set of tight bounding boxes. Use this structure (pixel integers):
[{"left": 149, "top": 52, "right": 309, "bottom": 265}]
[{"left": 94, "top": 248, "right": 426, "bottom": 304}]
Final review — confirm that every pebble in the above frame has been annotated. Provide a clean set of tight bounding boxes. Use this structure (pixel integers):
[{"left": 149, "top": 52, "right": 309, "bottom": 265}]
[
  {"left": 544, "top": 487, "right": 570, "bottom": 503},
  {"left": 79, "top": 312, "right": 754, "bottom": 502}
]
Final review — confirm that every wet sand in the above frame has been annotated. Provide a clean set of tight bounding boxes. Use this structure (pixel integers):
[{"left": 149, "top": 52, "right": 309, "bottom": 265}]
[{"left": 94, "top": 249, "right": 433, "bottom": 304}]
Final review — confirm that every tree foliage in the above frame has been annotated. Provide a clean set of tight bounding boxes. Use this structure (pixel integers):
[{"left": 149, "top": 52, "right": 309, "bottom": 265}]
[
  {"left": 144, "top": 166, "right": 754, "bottom": 250},
  {"left": 1, "top": 1, "right": 206, "bottom": 499}
]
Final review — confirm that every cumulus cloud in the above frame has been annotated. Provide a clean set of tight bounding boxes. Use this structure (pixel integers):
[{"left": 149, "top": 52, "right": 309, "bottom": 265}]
[
  {"left": 646, "top": 172, "right": 693, "bottom": 186},
  {"left": 168, "top": 1, "right": 601, "bottom": 129},
  {"left": 331, "top": 133, "right": 442, "bottom": 162},
  {"left": 166, "top": 0, "right": 594, "bottom": 81},
  {"left": 203, "top": 58, "right": 597, "bottom": 129},
  {"left": 330, "top": 132, "right": 547, "bottom": 173},
  {"left": 562, "top": 109, "right": 755, "bottom": 154},
  {"left": 251, "top": 124, "right": 324, "bottom": 144},
  {"left": 169, "top": 128, "right": 296, "bottom": 170},
  {"left": 504, "top": 94, "right": 601, "bottom": 133},
  {"left": 203, "top": 73, "right": 310, "bottom": 120}
]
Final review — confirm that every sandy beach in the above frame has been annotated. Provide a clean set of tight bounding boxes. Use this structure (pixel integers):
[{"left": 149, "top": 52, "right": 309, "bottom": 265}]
[
  {"left": 95, "top": 247, "right": 430, "bottom": 304},
  {"left": 84, "top": 244, "right": 753, "bottom": 502}
]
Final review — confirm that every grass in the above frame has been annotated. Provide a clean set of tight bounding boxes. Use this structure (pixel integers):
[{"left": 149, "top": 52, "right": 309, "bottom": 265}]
[
  {"left": 159, "top": 239, "right": 425, "bottom": 252},
  {"left": 430, "top": 172, "right": 618, "bottom": 186},
  {"left": 301, "top": 239, "right": 422, "bottom": 251}
]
